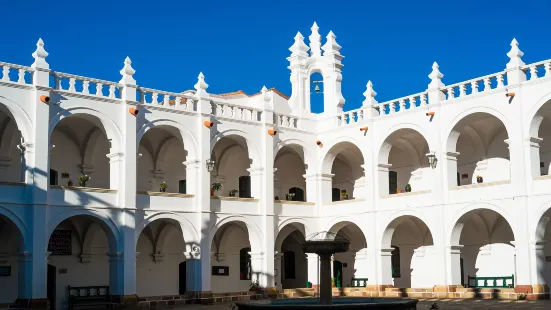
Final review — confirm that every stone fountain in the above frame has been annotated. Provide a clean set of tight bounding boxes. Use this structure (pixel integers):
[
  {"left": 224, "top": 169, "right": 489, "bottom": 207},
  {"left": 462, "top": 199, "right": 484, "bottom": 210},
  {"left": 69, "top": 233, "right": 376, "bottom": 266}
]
[{"left": 235, "top": 231, "right": 418, "bottom": 309}]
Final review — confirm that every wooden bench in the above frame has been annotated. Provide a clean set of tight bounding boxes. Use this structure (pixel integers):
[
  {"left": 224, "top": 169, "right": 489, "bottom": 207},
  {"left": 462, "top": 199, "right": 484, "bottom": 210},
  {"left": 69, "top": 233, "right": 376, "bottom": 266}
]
[
  {"left": 68, "top": 286, "right": 110, "bottom": 310},
  {"left": 466, "top": 274, "right": 514, "bottom": 288},
  {"left": 351, "top": 278, "right": 368, "bottom": 287}
]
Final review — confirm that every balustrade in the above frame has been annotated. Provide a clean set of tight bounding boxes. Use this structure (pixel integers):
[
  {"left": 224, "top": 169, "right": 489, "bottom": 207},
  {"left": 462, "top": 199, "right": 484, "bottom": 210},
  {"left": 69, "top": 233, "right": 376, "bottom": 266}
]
[
  {"left": 52, "top": 72, "right": 121, "bottom": 99},
  {"left": 445, "top": 72, "right": 505, "bottom": 101},
  {"left": 138, "top": 87, "right": 195, "bottom": 111},
  {"left": 523, "top": 60, "right": 551, "bottom": 81},
  {"left": 0, "top": 62, "right": 34, "bottom": 85},
  {"left": 211, "top": 100, "right": 262, "bottom": 122}
]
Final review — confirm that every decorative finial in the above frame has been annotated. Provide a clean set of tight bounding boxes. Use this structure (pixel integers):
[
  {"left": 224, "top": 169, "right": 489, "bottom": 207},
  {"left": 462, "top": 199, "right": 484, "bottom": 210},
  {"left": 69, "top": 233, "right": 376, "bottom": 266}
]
[
  {"left": 289, "top": 32, "right": 309, "bottom": 58},
  {"left": 428, "top": 62, "right": 444, "bottom": 89},
  {"left": 194, "top": 72, "right": 209, "bottom": 97},
  {"left": 309, "top": 22, "right": 322, "bottom": 57},
  {"left": 506, "top": 38, "right": 525, "bottom": 68},
  {"left": 32, "top": 38, "right": 49, "bottom": 69},
  {"left": 322, "top": 31, "right": 341, "bottom": 56},
  {"left": 119, "top": 56, "right": 136, "bottom": 85},
  {"left": 261, "top": 86, "right": 271, "bottom": 102},
  {"left": 362, "top": 80, "right": 378, "bottom": 107}
]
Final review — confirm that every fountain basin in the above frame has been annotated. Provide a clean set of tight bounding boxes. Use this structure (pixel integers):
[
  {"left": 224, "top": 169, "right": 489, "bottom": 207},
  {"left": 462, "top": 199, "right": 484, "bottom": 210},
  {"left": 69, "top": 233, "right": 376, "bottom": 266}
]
[{"left": 235, "top": 298, "right": 418, "bottom": 309}]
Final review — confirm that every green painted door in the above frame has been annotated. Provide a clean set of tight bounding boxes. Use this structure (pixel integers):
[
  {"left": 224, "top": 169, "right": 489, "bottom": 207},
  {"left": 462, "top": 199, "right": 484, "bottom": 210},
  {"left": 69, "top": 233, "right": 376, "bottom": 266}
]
[{"left": 333, "top": 260, "right": 343, "bottom": 288}]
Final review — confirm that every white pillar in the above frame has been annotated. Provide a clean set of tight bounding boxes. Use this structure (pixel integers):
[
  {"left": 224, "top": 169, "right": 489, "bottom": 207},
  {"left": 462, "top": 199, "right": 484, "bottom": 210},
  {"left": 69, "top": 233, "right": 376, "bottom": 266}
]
[
  {"left": 377, "top": 164, "right": 392, "bottom": 196},
  {"left": 379, "top": 248, "right": 394, "bottom": 285},
  {"left": 275, "top": 252, "right": 283, "bottom": 290},
  {"left": 444, "top": 151, "right": 460, "bottom": 188},
  {"left": 528, "top": 241, "right": 546, "bottom": 285},
  {"left": 17, "top": 252, "right": 32, "bottom": 299},
  {"left": 184, "top": 244, "right": 204, "bottom": 292},
  {"left": 248, "top": 167, "right": 264, "bottom": 199},
  {"left": 306, "top": 253, "right": 319, "bottom": 286},
  {"left": 250, "top": 252, "right": 265, "bottom": 285},
  {"left": 446, "top": 245, "right": 463, "bottom": 285},
  {"left": 183, "top": 160, "right": 200, "bottom": 195},
  {"left": 354, "top": 248, "right": 370, "bottom": 279},
  {"left": 525, "top": 137, "right": 542, "bottom": 180}
]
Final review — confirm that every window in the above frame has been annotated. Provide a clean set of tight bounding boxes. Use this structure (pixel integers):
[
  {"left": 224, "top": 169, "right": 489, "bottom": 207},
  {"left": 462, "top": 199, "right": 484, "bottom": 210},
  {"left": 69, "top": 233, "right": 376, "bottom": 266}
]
[
  {"left": 289, "top": 187, "right": 305, "bottom": 202},
  {"left": 389, "top": 171, "right": 398, "bottom": 194},
  {"left": 239, "top": 247, "right": 251, "bottom": 280},
  {"left": 239, "top": 176, "right": 251, "bottom": 198},
  {"left": 179, "top": 180, "right": 186, "bottom": 194},
  {"left": 284, "top": 251, "right": 296, "bottom": 279},
  {"left": 391, "top": 246, "right": 401, "bottom": 278},
  {"left": 50, "top": 169, "right": 58, "bottom": 186},
  {"left": 332, "top": 188, "right": 340, "bottom": 202}
]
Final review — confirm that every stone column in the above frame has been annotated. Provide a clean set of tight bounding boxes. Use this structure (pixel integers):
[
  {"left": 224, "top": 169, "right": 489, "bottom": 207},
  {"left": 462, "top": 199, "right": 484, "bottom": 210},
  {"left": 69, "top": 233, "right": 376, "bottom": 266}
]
[
  {"left": 377, "top": 164, "right": 392, "bottom": 196},
  {"left": 306, "top": 253, "right": 319, "bottom": 287},
  {"left": 379, "top": 248, "right": 394, "bottom": 286},
  {"left": 184, "top": 245, "right": 203, "bottom": 292},
  {"left": 250, "top": 252, "right": 265, "bottom": 285},
  {"left": 319, "top": 254, "right": 332, "bottom": 305},
  {"left": 17, "top": 252, "right": 32, "bottom": 300},
  {"left": 183, "top": 160, "right": 200, "bottom": 195},
  {"left": 247, "top": 167, "right": 264, "bottom": 199},
  {"left": 354, "top": 248, "right": 370, "bottom": 279},
  {"left": 444, "top": 151, "right": 460, "bottom": 188},
  {"left": 353, "top": 165, "right": 367, "bottom": 199},
  {"left": 527, "top": 241, "right": 550, "bottom": 297},
  {"left": 446, "top": 245, "right": 463, "bottom": 286},
  {"left": 524, "top": 137, "right": 543, "bottom": 180},
  {"left": 274, "top": 252, "right": 283, "bottom": 290}
]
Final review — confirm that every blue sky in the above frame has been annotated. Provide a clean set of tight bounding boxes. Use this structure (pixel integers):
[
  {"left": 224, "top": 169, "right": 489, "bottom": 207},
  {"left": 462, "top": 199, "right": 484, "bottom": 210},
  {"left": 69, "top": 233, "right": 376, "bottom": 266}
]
[{"left": 1, "top": 0, "right": 550, "bottom": 112}]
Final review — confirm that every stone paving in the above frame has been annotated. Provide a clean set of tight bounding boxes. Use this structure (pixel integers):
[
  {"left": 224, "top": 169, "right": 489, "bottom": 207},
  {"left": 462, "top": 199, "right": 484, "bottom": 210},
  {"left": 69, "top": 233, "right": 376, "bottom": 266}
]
[{"left": 170, "top": 299, "right": 551, "bottom": 310}]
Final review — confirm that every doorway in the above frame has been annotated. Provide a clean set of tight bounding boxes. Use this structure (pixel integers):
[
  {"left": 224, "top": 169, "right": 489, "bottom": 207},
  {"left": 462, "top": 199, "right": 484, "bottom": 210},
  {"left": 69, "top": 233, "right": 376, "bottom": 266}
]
[
  {"left": 47, "top": 264, "right": 56, "bottom": 310},
  {"left": 179, "top": 261, "right": 187, "bottom": 295},
  {"left": 333, "top": 260, "right": 343, "bottom": 288}
]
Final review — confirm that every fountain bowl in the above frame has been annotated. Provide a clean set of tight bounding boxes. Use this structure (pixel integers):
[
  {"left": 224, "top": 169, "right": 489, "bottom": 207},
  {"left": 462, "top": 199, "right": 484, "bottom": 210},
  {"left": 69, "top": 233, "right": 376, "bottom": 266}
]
[{"left": 235, "top": 298, "right": 418, "bottom": 309}]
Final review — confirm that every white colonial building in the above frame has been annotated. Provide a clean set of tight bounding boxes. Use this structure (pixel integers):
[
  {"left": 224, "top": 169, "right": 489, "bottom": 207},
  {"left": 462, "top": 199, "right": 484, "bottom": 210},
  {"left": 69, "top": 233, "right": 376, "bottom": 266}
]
[{"left": 1, "top": 22, "right": 551, "bottom": 309}]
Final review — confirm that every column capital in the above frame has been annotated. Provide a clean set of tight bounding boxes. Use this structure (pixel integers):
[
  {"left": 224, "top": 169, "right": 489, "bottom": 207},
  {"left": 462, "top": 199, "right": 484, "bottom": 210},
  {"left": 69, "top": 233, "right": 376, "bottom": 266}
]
[
  {"left": 377, "top": 163, "right": 392, "bottom": 171},
  {"left": 183, "top": 159, "right": 201, "bottom": 168},
  {"left": 444, "top": 151, "right": 460, "bottom": 160},
  {"left": 274, "top": 253, "right": 284, "bottom": 260},
  {"left": 18, "top": 251, "right": 32, "bottom": 262},
  {"left": 184, "top": 245, "right": 201, "bottom": 260},
  {"left": 380, "top": 248, "right": 394, "bottom": 256},
  {"left": 525, "top": 136, "right": 543, "bottom": 147},
  {"left": 447, "top": 245, "right": 464, "bottom": 254},
  {"left": 303, "top": 173, "right": 334, "bottom": 181},
  {"left": 249, "top": 252, "right": 265, "bottom": 261},
  {"left": 106, "top": 152, "right": 124, "bottom": 163},
  {"left": 107, "top": 252, "right": 123, "bottom": 261},
  {"left": 247, "top": 166, "right": 264, "bottom": 176},
  {"left": 17, "top": 142, "right": 34, "bottom": 155}
]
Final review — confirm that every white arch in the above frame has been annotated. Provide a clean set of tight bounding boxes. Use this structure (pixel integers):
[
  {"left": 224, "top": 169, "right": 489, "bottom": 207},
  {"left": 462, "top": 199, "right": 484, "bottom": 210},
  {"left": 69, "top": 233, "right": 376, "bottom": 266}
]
[
  {"left": 319, "top": 136, "right": 367, "bottom": 175},
  {"left": 275, "top": 218, "right": 311, "bottom": 252},
  {"left": 210, "top": 215, "right": 264, "bottom": 253},
  {"left": 0, "top": 96, "right": 33, "bottom": 144},
  {"left": 274, "top": 138, "right": 313, "bottom": 169},
  {"left": 210, "top": 129, "right": 262, "bottom": 167},
  {"left": 532, "top": 200, "right": 551, "bottom": 241},
  {"left": 447, "top": 202, "right": 517, "bottom": 246},
  {"left": 526, "top": 91, "right": 551, "bottom": 137},
  {"left": 47, "top": 208, "right": 120, "bottom": 252},
  {"left": 135, "top": 212, "right": 199, "bottom": 245},
  {"left": 136, "top": 118, "right": 199, "bottom": 161},
  {"left": 50, "top": 107, "right": 123, "bottom": 153},
  {"left": 443, "top": 107, "right": 511, "bottom": 153},
  {"left": 380, "top": 210, "right": 435, "bottom": 249},
  {"left": 0, "top": 205, "right": 27, "bottom": 248},
  {"left": 376, "top": 123, "right": 433, "bottom": 165}
]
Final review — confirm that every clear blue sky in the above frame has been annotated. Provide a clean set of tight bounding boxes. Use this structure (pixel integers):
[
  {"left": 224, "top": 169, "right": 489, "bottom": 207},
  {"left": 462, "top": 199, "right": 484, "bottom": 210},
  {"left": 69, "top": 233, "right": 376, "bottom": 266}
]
[{"left": 2, "top": 0, "right": 550, "bottom": 112}]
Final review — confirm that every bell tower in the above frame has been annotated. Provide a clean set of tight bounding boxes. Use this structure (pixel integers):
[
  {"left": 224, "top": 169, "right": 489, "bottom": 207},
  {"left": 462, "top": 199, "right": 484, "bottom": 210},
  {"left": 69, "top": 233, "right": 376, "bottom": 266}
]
[{"left": 287, "top": 22, "right": 345, "bottom": 116}]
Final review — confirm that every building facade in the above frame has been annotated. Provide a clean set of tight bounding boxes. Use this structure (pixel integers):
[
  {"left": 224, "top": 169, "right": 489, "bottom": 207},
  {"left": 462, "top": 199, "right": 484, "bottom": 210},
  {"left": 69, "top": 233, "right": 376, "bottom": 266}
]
[{"left": 1, "top": 23, "right": 551, "bottom": 308}]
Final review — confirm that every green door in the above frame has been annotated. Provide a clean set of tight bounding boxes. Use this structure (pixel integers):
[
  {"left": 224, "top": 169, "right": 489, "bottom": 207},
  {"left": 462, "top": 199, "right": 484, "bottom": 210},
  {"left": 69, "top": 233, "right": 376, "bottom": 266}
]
[{"left": 333, "top": 260, "right": 343, "bottom": 288}]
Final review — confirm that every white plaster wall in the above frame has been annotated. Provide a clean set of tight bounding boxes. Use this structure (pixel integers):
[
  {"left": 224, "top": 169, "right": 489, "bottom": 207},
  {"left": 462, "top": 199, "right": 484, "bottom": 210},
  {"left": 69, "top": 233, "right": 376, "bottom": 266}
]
[
  {"left": 274, "top": 151, "right": 306, "bottom": 200},
  {"left": 280, "top": 235, "right": 307, "bottom": 289},
  {"left": 331, "top": 158, "right": 354, "bottom": 198},
  {"left": 0, "top": 120, "right": 23, "bottom": 183},
  {"left": 0, "top": 223, "right": 20, "bottom": 304},
  {"left": 213, "top": 145, "right": 250, "bottom": 197}
]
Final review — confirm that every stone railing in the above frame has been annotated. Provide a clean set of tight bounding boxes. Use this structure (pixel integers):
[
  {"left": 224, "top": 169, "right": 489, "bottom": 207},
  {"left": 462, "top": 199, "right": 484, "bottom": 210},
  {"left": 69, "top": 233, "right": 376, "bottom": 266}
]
[
  {"left": 273, "top": 112, "right": 300, "bottom": 129},
  {"left": 138, "top": 87, "right": 196, "bottom": 112},
  {"left": 52, "top": 72, "right": 122, "bottom": 99},
  {"left": 210, "top": 99, "right": 263, "bottom": 122},
  {"left": 523, "top": 59, "right": 551, "bottom": 81},
  {"left": 444, "top": 71, "right": 506, "bottom": 101},
  {"left": 0, "top": 62, "right": 34, "bottom": 86}
]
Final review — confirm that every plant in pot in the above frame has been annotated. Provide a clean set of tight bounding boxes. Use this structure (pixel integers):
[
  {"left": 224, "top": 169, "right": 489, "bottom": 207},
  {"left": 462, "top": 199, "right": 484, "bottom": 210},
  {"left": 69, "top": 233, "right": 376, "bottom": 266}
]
[
  {"left": 77, "top": 175, "right": 90, "bottom": 187},
  {"left": 249, "top": 279, "right": 260, "bottom": 292},
  {"left": 476, "top": 175, "right": 483, "bottom": 183},
  {"left": 340, "top": 190, "right": 348, "bottom": 200},
  {"left": 159, "top": 182, "right": 167, "bottom": 192},
  {"left": 405, "top": 184, "right": 412, "bottom": 192},
  {"left": 229, "top": 189, "right": 238, "bottom": 197},
  {"left": 67, "top": 179, "right": 74, "bottom": 187},
  {"left": 285, "top": 193, "right": 295, "bottom": 201},
  {"left": 211, "top": 182, "right": 222, "bottom": 196}
]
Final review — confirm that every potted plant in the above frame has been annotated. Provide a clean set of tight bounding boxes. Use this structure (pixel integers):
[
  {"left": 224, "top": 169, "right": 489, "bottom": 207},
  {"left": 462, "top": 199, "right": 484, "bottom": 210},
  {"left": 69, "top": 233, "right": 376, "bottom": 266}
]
[
  {"left": 211, "top": 182, "right": 222, "bottom": 196},
  {"left": 159, "top": 182, "right": 167, "bottom": 192},
  {"left": 249, "top": 279, "right": 260, "bottom": 292},
  {"left": 67, "top": 179, "right": 74, "bottom": 187},
  {"left": 285, "top": 193, "right": 295, "bottom": 201},
  {"left": 331, "top": 277, "right": 336, "bottom": 288},
  {"left": 229, "top": 189, "right": 238, "bottom": 197},
  {"left": 77, "top": 175, "right": 90, "bottom": 187},
  {"left": 340, "top": 190, "right": 348, "bottom": 200},
  {"left": 476, "top": 175, "right": 483, "bottom": 183},
  {"left": 405, "top": 184, "right": 412, "bottom": 192}
]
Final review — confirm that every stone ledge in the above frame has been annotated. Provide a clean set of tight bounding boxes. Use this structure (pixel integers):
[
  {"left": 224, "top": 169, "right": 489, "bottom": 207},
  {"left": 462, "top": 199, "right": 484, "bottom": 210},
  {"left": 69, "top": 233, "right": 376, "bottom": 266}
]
[
  {"left": 381, "top": 190, "right": 431, "bottom": 199},
  {"left": 326, "top": 198, "right": 364, "bottom": 205},
  {"left": 137, "top": 191, "right": 194, "bottom": 198},
  {"left": 0, "top": 181, "right": 26, "bottom": 187},
  {"left": 534, "top": 175, "right": 551, "bottom": 181},
  {"left": 450, "top": 180, "right": 511, "bottom": 190},
  {"left": 50, "top": 185, "right": 117, "bottom": 193},
  {"left": 211, "top": 196, "right": 259, "bottom": 202},
  {"left": 274, "top": 200, "right": 315, "bottom": 205}
]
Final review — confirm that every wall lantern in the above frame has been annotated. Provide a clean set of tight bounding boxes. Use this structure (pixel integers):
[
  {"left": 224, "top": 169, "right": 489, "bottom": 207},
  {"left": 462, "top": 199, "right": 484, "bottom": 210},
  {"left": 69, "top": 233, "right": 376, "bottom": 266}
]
[
  {"left": 206, "top": 159, "right": 215, "bottom": 172},
  {"left": 426, "top": 151, "right": 438, "bottom": 169}
]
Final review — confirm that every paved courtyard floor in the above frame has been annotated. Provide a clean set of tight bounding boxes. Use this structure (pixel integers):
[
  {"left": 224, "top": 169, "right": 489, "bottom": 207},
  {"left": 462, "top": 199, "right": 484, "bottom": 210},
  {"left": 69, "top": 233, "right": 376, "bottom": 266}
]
[{"left": 172, "top": 299, "right": 551, "bottom": 309}]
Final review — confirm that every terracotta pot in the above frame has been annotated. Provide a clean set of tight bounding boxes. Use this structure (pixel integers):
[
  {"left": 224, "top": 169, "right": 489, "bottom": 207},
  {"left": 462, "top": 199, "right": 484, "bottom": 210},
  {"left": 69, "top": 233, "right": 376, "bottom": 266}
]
[{"left": 210, "top": 189, "right": 215, "bottom": 196}]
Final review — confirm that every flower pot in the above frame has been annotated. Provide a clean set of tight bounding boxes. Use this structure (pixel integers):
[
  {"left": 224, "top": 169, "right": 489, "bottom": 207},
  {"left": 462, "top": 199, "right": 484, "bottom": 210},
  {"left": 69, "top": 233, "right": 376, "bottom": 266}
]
[
  {"left": 68, "top": 181, "right": 73, "bottom": 186},
  {"left": 79, "top": 182, "right": 86, "bottom": 187},
  {"left": 477, "top": 177, "right": 483, "bottom": 184},
  {"left": 160, "top": 188, "right": 166, "bottom": 192},
  {"left": 210, "top": 189, "right": 215, "bottom": 196}
]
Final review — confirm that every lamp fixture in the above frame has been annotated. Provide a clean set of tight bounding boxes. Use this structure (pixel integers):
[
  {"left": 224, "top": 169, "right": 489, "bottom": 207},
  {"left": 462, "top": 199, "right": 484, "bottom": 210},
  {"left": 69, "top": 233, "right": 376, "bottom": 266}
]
[
  {"left": 206, "top": 159, "right": 215, "bottom": 172},
  {"left": 426, "top": 151, "right": 437, "bottom": 169}
]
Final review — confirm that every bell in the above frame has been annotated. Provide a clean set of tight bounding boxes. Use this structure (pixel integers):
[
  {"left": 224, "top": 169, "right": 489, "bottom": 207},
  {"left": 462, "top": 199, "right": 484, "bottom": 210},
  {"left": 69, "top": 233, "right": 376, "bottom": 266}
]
[{"left": 314, "top": 84, "right": 320, "bottom": 93}]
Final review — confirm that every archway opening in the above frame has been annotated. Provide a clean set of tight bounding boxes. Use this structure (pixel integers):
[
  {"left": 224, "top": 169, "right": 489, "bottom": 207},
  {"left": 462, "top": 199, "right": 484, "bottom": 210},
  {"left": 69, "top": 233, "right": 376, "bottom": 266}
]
[
  {"left": 211, "top": 135, "right": 254, "bottom": 198},
  {"left": 531, "top": 100, "right": 551, "bottom": 177},
  {"left": 322, "top": 142, "right": 365, "bottom": 202},
  {"left": 50, "top": 115, "right": 112, "bottom": 189},
  {"left": 275, "top": 223, "right": 307, "bottom": 289},
  {"left": 0, "top": 214, "right": 24, "bottom": 304},
  {"left": 536, "top": 207, "right": 551, "bottom": 288},
  {"left": 309, "top": 72, "right": 324, "bottom": 114},
  {"left": 137, "top": 126, "right": 188, "bottom": 194},
  {"left": 328, "top": 222, "right": 368, "bottom": 287},
  {"left": 0, "top": 105, "right": 24, "bottom": 183},
  {"left": 274, "top": 145, "right": 306, "bottom": 201},
  {"left": 136, "top": 218, "right": 187, "bottom": 296},
  {"left": 378, "top": 129, "right": 430, "bottom": 195},
  {"left": 451, "top": 209, "right": 515, "bottom": 287},
  {"left": 382, "top": 216, "right": 434, "bottom": 288},
  {"left": 47, "top": 215, "right": 117, "bottom": 310},
  {"left": 210, "top": 221, "right": 258, "bottom": 293},
  {"left": 447, "top": 113, "right": 510, "bottom": 186}
]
